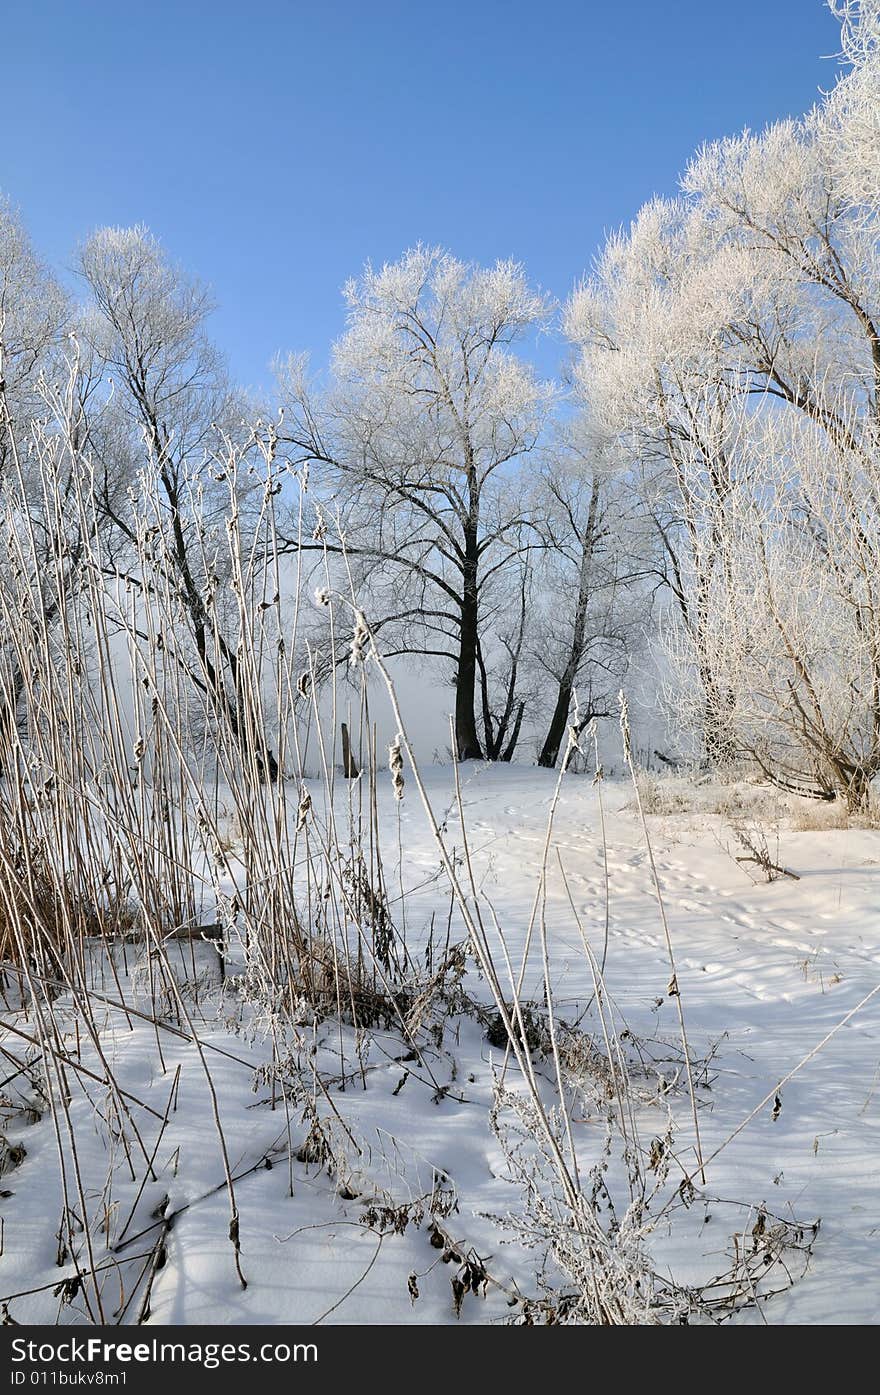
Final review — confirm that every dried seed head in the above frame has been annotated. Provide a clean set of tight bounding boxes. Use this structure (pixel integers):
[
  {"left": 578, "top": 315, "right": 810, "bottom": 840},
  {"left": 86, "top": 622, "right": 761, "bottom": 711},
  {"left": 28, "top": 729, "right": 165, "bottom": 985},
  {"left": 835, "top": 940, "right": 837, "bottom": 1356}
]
[
  {"left": 297, "top": 670, "right": 311, "bottom": 698},
  {"left": 296, "top": 784, "right": 312, "bottom": 832},
  {"left": 389, "top": 734, "right": 404, "bottom": 800},
  {"left": 314, "top": 587, "right": 331, "bottom": 607},
  {"left": 618, "top": 689, "right": 632, "bottom": 763},
  {"left": 349, "top": 610, "right": 370, "bottom": 667}
]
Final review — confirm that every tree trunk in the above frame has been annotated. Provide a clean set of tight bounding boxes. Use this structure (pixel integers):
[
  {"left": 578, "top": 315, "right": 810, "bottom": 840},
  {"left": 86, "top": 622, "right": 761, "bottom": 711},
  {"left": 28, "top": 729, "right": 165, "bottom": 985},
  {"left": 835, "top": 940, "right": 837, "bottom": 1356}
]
[
  {"left": 341, "top": 722, "right": 359, "bottom": 778},
  {"left": 455, "top": 602, "right": 483, "bottom": 759},
  {"left": 842, "top": 764, "right": 871, "bottom": 813},
  {"left": 455, "top": 512, "right": 484, "bottom": 761},
  {"left": 500, "top": 700, "right": 525, "bottom": 762},
  {"left": 701, "top": 670, "right": 737, "bottom": 770},
  {"left": 538, "top": 686, "right": 575, "bottom": 769},
  {"left": 538, "top": 482, "right": 600, "bottom": 769}
]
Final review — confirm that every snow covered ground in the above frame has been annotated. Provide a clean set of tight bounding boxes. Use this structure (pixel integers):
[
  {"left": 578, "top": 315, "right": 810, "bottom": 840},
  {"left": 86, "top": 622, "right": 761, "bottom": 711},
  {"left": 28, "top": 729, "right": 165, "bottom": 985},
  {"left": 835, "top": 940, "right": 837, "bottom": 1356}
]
[{"left": 1, "top": 766, "right": 878, "bottom": 1325}]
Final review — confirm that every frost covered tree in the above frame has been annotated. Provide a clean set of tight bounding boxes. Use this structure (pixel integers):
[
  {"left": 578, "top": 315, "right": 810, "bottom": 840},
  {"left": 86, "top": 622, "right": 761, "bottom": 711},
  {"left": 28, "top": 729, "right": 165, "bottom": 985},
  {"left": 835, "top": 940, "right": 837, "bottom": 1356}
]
[
  {"left": 531, "top": 419, "right": 641, "bottom": 769},
  {"left": 564, "top": 200, "right": 747, "bottom": 765},
  {"left": 568, "top": 0, "right": 880, "bottom": 773},
  {"left": 689, "top": 405, "right": 880, "bottom": 809},
  {"left": 682, "top": 120, "right": 880, "bottom": 439},
  {"left": 78, "top": 226, "right": 281, "bottom": 779},
  {"left": 281, "top": 247, "right": 553, "bottom": 760},
  {"left": 0, "top": 201, "right": 74, "bottom": 754},
  {"left": 0, "top": 198, "right": 68, "bottom": 467},
  {"left": 825, "top": 0, "right": 880, "bottom": 214}
]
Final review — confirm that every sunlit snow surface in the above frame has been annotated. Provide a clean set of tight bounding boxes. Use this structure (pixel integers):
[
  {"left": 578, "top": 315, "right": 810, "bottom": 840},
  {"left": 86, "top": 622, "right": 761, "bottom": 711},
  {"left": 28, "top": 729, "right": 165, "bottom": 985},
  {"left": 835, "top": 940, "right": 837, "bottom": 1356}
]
[{"left": 1, "top": 767, "right": 878, "bottom": 1325}]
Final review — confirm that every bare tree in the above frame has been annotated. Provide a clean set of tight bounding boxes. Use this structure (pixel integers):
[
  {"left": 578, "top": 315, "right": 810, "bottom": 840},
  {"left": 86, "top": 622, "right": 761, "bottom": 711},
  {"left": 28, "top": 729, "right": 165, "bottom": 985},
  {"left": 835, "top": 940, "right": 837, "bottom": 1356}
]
[
  {"left": 476, "top": 544, "right": 534, "bottom": 761},
  {"left": 564, "top": 202, "right": 746, "bottom": 765},
  {"left": 78, "top": 225, "right": 281, "bottom": 779},
  {"left": 532, "top": 420, "right": 641, "bottom": 768},
  {"left": 280, "top": 246, "right": 553, "bottom": 760}
]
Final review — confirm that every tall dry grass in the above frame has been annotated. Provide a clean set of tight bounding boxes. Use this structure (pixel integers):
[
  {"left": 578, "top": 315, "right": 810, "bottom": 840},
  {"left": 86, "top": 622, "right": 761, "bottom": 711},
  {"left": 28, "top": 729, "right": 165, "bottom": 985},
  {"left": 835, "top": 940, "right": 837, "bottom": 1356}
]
[{"left": 0, "top": 363, "right": 820, "bottom": 1324}]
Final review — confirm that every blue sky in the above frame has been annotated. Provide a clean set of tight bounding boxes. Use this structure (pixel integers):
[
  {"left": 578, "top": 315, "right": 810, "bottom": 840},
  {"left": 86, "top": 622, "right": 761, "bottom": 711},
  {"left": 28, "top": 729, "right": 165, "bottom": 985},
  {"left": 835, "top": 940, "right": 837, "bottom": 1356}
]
[{"left": 4, "top": 1, "right": 841, "bottom": 389}]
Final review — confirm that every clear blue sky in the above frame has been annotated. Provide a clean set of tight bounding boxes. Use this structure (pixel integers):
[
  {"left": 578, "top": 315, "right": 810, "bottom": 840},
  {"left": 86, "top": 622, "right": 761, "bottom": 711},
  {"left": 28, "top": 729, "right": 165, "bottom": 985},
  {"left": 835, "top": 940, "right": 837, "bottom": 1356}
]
[{"left": 4, "top": 0, "right": 841, "bottom": 388}]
